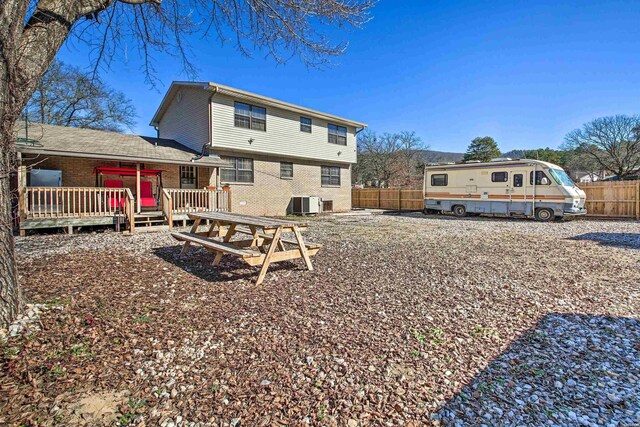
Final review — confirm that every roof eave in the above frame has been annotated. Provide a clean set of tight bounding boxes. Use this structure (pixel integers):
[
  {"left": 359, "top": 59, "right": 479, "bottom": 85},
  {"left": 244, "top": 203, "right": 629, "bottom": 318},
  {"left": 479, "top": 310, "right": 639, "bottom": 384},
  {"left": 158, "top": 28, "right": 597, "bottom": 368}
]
[
  {"left": 150, "top": 81, "right": 367, "bottom": 129},
  {"left": 149, "top": 81, "right": 212, "bottom": 127},
  {"left": 16, "top": 146, "right": 229, "bottom": 168}
]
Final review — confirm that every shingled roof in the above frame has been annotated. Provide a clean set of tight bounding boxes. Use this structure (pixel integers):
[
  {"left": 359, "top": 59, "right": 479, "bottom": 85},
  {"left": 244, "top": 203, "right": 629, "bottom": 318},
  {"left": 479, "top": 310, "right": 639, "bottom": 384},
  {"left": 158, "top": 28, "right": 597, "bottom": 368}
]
[{"left": 15, "top": 123, "right": 227, "bottom": 167}]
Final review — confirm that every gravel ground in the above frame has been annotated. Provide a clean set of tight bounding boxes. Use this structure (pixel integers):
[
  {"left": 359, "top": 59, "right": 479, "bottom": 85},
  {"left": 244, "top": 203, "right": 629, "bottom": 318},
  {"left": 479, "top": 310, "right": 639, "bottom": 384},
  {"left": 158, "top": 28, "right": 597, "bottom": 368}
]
[{"left": 1, "top": 214, "right": 639, "bottom": 426}]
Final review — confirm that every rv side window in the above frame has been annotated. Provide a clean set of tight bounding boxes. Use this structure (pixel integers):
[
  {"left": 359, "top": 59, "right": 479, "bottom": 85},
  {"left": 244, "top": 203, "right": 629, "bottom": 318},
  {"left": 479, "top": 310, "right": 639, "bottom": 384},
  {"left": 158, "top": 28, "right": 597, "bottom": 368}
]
[
  {"left": 431, "top": 174, "right": 448, "bottom": 186},
  {"left": 530, "top": 171, "right": 550, "bottom": 185},
  {"left": 491, "top": 172, "right": 508, "bottom": 182},
  {"left": 513, "top": 174, "right": 523, "bottom": 187}
]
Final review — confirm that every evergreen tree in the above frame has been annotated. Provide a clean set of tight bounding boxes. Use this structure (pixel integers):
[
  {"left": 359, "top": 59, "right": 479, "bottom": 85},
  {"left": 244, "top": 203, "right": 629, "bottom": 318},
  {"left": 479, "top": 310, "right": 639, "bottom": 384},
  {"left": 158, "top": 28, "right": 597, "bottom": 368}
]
[{"left": 463, "top": 137, "right": 501, "bottom": 162}]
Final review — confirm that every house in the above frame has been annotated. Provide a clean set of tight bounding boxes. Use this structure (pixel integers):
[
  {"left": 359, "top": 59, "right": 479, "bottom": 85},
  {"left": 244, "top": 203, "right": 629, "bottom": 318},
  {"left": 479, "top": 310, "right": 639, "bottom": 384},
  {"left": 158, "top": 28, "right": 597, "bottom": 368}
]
[
  {"left": 13, "top": 81, "right": 365, "bottom": 233},
  {"left": 150, "top": 81, "right": 366, "bottom": 216}
]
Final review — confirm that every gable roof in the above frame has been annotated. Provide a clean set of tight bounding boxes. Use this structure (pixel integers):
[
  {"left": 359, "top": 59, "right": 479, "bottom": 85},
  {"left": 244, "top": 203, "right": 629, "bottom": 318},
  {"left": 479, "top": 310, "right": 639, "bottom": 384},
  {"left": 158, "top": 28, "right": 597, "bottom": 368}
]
[
  {"left": 150, "top": 81, "right": 367, "bottom": 128},
  {"left": 15, "top": 122, "right": 227, "bottom": 167}
]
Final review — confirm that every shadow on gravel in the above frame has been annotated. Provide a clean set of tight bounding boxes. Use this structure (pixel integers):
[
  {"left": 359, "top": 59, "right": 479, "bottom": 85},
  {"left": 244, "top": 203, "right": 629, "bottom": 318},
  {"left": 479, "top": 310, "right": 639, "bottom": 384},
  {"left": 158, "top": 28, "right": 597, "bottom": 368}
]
[
  {"left": 153, "top": 245, "right": 299, "bottom": 283},
  {"left": 570, "top": 232, "right": 640, "bottom": 249},
  {"left": 436, "top": 313, "right": 640, "bottom": 426}
]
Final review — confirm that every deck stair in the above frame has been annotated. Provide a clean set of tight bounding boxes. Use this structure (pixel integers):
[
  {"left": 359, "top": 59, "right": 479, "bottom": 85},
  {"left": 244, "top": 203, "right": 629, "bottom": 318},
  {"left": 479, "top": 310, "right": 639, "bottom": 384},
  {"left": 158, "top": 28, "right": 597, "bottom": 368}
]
[{"left": 134, "top": 211, "right": 167, "bottom": 227}]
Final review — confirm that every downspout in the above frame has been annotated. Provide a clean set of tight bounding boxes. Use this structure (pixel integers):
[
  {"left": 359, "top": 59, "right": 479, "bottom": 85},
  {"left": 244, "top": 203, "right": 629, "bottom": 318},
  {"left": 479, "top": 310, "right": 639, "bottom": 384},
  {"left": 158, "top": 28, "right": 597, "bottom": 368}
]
[
  {"left": 208, "top": 85, "right": 219, "bottom": 146},
  {"left": 191, "top": 85, "right": 219, "bottom": 163},
  {"left": 209, "top": 85, "right": 221, "bottom": 189}
]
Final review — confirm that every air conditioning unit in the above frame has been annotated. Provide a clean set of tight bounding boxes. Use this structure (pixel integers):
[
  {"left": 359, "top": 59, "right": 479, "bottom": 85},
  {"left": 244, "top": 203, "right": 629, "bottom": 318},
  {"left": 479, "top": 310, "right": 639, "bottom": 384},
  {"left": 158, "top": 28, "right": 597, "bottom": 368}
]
[{"left": 291, "top": 196, "right": 320, "bottom": 214}]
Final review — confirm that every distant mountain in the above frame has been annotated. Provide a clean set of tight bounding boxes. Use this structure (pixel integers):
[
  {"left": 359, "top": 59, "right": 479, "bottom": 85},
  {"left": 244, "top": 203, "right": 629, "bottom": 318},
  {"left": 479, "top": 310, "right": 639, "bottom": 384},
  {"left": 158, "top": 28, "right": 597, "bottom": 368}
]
[{"left": 417, "top": 149, "right": 464, "bottom": 164}]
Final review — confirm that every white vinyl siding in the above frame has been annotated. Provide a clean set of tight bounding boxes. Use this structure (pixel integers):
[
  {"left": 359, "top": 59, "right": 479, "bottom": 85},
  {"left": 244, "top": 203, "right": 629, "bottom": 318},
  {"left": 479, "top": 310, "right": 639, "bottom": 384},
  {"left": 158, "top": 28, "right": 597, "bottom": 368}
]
[
  {"left": 210, "top": 94, "right": 357, "bottom": 164},
  {"left": 157, "top": 87, "right": 210, "bottom": 153}
]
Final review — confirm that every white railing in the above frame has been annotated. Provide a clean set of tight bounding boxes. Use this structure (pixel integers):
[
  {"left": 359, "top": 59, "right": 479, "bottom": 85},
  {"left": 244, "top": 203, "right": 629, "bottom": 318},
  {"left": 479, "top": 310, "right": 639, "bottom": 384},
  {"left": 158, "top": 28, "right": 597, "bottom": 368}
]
[
  {"left": 22, "top": 187, "right": 125, "bottom": 218},
  {"left": 161, "top": 188, "right": 231, "bottom": 228},
  {"left": 20, "top": 187, "right": 135, "bottom": 231}
]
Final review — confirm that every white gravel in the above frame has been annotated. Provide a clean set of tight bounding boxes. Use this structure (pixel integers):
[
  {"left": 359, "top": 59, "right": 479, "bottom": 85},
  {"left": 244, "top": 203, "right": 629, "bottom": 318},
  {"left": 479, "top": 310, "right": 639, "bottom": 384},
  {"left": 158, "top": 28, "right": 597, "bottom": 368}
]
[{"left": 436, "top": 313, "right": 640, "bottom": 427}]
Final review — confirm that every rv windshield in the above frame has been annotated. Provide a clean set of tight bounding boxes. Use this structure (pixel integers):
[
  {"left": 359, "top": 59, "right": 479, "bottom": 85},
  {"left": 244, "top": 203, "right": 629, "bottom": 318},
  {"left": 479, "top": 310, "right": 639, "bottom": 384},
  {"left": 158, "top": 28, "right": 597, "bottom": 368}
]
[{"left": 550, "top": 169, "right": 575, "bottom": 187}]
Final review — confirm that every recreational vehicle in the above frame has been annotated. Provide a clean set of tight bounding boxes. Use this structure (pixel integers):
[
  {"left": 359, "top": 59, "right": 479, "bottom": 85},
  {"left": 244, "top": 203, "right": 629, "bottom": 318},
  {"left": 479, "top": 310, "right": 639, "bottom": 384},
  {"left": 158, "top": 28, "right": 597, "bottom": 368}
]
[{"left": 423, "top": 159, "right": 587, "bottom": 221}]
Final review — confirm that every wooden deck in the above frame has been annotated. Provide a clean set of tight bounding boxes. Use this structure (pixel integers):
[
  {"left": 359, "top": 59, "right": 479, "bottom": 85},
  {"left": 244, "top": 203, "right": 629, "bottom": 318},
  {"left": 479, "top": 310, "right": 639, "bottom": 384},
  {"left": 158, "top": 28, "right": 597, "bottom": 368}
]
[{"left": 17, "top": 187, "right": 232, "bottom": 234}]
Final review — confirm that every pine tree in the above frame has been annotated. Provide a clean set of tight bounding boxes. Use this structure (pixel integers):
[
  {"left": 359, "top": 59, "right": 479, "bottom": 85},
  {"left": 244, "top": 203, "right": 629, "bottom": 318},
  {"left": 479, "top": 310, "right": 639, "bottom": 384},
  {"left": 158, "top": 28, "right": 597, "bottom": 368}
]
[{"left": 463, "top": 137, "right": 501, "bottom": 162}]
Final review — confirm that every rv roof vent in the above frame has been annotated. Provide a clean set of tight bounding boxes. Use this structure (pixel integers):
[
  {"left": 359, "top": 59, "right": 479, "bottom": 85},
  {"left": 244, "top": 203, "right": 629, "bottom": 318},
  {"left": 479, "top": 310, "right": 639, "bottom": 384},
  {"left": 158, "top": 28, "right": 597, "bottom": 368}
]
[
  {"left": 490, "top": 157, "right": 513, "bottom": 162},
  {"left": 465, "top": 160, "right": 481, "bottom": 163}
]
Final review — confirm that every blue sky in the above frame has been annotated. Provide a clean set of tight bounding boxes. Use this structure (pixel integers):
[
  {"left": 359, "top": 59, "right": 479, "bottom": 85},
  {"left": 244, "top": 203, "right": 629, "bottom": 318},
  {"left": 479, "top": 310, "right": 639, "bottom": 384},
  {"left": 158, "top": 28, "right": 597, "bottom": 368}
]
[{"left": 55, "top": 0, "right": 640, "bottom": 153}]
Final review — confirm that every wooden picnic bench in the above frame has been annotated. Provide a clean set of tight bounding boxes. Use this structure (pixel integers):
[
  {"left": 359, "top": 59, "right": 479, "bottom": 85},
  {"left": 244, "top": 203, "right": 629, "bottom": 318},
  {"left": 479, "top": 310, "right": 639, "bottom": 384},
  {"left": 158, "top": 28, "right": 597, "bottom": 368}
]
[{"left": 171, "top": 212, "right": 321, "bottom": 285}]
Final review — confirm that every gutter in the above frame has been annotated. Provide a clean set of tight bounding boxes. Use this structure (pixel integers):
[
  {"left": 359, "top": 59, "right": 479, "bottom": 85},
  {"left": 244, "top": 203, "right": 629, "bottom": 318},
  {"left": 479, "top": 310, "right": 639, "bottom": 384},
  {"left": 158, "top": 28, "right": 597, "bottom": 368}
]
[{"left": 17, "top": 148, "right": 229, "bottom": 168}]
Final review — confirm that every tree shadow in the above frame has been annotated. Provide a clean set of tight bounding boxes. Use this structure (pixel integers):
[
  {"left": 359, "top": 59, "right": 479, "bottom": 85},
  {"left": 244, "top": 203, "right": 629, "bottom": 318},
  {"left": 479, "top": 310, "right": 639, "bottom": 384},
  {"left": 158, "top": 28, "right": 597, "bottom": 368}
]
[
  {"left": 436, "top": 313, "right": 640, "bottom": 426},
  {"left": 153, "top": 245, "right": 301, "bottom": 283},
  {"left": 570, "top": 232, "right": 640, "bottom": 249}
]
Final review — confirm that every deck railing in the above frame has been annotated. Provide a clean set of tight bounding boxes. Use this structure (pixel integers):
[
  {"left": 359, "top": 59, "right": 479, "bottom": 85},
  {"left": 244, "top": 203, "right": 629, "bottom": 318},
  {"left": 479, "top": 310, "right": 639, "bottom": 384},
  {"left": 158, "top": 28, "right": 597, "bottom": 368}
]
[
  {"left": 21, "top": 187, "right": 127, "bottom": 218},
  {"left": 19, "top": 187, "right": 135, "bottom": 231},
  {"left": 162, "top": 188, "right": 231, "bottom": 228}
]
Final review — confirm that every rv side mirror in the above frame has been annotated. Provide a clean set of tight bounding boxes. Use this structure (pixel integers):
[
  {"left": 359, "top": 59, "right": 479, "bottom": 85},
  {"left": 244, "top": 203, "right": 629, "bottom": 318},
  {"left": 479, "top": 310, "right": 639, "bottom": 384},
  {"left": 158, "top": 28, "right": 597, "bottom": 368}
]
[{"left": 541, "top": 177, "right": 549, "bottom": 185}]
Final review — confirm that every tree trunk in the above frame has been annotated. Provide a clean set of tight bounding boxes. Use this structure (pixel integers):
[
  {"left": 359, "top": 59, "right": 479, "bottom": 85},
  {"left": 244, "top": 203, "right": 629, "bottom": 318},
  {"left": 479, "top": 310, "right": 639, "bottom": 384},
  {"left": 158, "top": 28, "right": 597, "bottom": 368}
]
[{"left": 0, "top": 126, "right": 21, "bottom": 329}]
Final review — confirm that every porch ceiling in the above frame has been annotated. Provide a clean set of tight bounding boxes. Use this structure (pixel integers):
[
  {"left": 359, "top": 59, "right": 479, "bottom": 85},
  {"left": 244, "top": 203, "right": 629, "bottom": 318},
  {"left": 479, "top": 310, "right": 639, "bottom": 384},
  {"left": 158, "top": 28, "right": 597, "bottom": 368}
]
[{"left": 15, "top": 122, "right": 227, "bottom": 168}]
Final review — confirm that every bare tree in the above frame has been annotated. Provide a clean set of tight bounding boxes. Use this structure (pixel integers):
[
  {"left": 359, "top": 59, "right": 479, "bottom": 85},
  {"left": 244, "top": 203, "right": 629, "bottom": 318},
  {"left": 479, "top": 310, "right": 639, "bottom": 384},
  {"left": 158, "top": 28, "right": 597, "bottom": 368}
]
[
  {"left": 354, "top": 130, "right": 426, "bottom": 188},
  {"left": 563, "top": 115, "right": 640, "bottom": 179},
  {"left": 0, "top": 0, "right": 375, "bottom": 327},
  {"left": 25, "top": 59, "right": 136, "bottom": 131}
]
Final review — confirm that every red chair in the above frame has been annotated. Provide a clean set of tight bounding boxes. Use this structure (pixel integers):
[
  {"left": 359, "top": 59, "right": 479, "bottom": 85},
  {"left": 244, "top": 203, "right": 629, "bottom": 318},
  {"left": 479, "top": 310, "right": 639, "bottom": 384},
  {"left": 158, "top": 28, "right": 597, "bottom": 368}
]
[
  {"left": 105, "top": 180, "right": 125, "bottom": 209},
  {"left": 139, "top": 181, "right": 157, "bottom": 208}
]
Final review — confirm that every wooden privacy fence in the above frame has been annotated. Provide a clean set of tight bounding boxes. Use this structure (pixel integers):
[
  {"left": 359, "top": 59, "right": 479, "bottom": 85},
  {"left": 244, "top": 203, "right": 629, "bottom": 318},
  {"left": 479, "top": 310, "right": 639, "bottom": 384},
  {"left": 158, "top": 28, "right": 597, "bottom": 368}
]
[
  {"left": 577, "top": 181, "right": 640, "bottom": 219},
  {"left": 352, "top": 188, "right": 424, "bottom": 211},
  {"left": 354, "top": 181, "right": 640, "bottom": 219}
]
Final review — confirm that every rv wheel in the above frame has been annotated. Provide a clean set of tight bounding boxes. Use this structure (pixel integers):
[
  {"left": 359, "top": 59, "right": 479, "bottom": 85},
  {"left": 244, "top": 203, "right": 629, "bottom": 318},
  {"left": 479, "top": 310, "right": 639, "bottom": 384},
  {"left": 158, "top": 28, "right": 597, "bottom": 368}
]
[
  {"left": 535, "top": 208, "right": 554, "bottom": 222},
  {"left": 453, "top": 205, "right": 467, "bottom": 217}
]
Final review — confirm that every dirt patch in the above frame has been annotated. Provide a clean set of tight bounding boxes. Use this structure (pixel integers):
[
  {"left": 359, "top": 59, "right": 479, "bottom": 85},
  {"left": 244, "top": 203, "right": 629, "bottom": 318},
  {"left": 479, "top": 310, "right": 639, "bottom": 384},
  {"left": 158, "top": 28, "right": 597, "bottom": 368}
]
[{"left": 65, "top": 390, "right": 129, "bottom": 426}]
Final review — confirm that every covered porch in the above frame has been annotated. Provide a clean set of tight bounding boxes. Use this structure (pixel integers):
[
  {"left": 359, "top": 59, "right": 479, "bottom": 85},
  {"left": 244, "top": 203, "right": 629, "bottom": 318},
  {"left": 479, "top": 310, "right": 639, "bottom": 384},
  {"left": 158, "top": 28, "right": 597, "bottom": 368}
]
[{"left": 14, "top": 123, "right": 231, "bottom": 234}]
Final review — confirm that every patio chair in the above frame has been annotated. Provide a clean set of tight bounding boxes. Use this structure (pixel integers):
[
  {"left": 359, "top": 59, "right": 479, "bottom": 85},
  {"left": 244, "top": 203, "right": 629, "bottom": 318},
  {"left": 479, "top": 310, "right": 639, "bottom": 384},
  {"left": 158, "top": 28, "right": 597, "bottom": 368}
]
[
  {"left": 139, "top": 181, "right": 157, "bottom": 208},
  {"left": 105, "top": 180, "right": 125, "bottom": 209}
]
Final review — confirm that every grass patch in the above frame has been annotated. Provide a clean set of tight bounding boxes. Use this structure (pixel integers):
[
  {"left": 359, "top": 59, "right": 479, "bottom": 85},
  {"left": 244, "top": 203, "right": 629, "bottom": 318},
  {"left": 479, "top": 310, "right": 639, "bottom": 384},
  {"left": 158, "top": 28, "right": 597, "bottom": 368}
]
[{"left": 133, "top": 315, "right": 152, "bottom": 324}]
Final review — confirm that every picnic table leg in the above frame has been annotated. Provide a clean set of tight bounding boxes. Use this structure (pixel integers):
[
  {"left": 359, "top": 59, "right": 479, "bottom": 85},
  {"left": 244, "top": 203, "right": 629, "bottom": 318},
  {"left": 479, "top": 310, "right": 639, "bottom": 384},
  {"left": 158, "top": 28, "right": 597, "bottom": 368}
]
[
  {"left": 249, "top": 225, "right": 262, "bottom": 248},
  {"left": 213, "top": 223, "right": 236, "bottom": 266},
  {"left": 256, "top": 226, "right": 282, "bottom": 285},
  {"left": 181, "top": 218, "right": 202, "bottom": 254},
  {"left": 293, "top": 226, "right": 313, "bottom": 271},
  {"left": 207, "top": 220, "right": 221, "bottom": 238}
]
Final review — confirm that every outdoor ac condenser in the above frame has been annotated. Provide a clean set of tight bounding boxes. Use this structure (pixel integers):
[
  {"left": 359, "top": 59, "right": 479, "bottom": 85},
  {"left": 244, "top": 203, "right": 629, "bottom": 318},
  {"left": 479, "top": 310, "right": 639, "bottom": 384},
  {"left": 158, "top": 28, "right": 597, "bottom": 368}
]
[{"left": 291, "top": 196, "right": 321, "bottom": 214}]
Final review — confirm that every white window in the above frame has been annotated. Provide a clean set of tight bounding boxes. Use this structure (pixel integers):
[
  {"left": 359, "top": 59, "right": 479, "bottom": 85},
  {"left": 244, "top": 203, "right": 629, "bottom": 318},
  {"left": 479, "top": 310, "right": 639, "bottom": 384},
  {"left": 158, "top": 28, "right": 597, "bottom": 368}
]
[
  {"left": 321, "top": 166, "right": 341, "bottom": 186},
  {"left": 180, "top": 166, "right": 197, "bottom": 188},
  {"left": 234, "top": 102, "right": 266, "bottom": 131},
  {"left": 300, "top": 116, "right": 312, "bottom": 133},
  {"left": 221, "top": 157, "right": 254, "bottom": 183},
  {"left": 280, "top": 162, "right": 293, "bottom": 179},
  {"left": 328, "top": 124, "right": 347, "bottom": 145}
]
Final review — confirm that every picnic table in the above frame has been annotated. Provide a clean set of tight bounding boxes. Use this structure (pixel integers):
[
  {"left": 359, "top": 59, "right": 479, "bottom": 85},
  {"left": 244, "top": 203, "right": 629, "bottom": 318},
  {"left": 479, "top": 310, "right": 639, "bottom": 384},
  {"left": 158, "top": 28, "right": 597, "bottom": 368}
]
[{"left": 171, "top": 212, "right": 322, "bottom": 285}]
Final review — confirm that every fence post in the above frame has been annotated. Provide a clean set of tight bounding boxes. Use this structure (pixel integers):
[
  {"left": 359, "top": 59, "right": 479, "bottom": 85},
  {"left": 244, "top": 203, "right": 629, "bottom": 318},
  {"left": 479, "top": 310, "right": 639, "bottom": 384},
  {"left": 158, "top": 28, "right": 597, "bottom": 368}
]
[
  {"left": 377, "top": 189, "right": 381, "bottom": 209},
  {"left": 636, "top": 181, "right": 640, "bottom": 220},
  {"left": 398, "top": 189, "right": 402, "bottom": 211}
]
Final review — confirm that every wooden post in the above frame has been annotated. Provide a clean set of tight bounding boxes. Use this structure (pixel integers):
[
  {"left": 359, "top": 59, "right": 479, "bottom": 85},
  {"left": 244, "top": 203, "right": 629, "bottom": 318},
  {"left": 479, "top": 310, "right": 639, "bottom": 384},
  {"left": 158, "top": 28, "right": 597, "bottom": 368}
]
[
  {"left": 256, "top": 226, "right": 282, "bottom": 285},
  {"left": 136, "top": 163, "right": 141, "bottom": 214},
  {"left": 636, "top": 181, "right": 640, "bottom": 220},
  {"left": 398, "top": 189, "right": 402, "bottom": 211},
  {"left": 377, "top": 189, "right": 381, "bottom": 209}
]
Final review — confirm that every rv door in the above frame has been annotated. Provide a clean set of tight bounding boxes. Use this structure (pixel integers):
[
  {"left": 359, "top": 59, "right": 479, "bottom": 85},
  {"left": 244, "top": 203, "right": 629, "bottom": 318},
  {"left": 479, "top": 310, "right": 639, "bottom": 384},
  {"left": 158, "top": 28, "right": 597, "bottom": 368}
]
[{"left": 510, "top": 171, "right": 526, "bottom": 214}]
